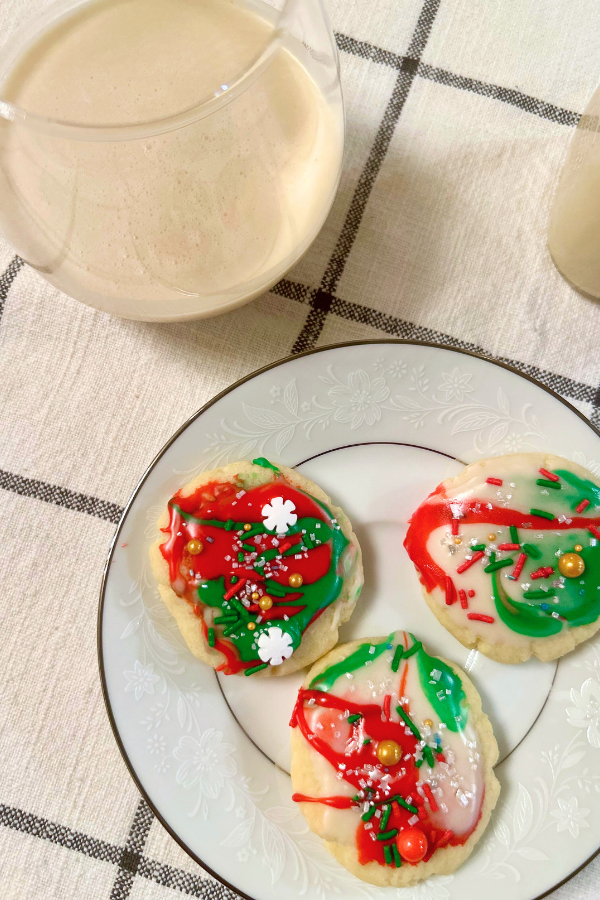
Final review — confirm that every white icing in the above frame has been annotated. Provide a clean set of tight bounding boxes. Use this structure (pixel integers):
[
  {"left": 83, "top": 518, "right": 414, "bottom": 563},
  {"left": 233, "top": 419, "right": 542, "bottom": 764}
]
[
  {"left": 298, "top": 631, "right": 484, "bottom": 845},
  {"left": 421, "top": 452, "right": 600, "bottom": 646}
]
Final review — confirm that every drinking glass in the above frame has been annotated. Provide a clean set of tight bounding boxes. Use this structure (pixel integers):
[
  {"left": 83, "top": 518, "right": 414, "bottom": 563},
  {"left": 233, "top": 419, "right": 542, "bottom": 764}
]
[
  {"left": 548, "top": 84, "right": 600, "bottom": 299},
  {"left": 0, "top": 0, "right": 344, "bottom": 320}
]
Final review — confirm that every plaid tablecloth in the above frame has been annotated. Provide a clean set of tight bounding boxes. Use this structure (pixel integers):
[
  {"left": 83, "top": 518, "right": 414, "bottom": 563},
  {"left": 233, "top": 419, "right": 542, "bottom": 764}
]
[{"left": 2, "top": 0, "right": 600, "bottom": 897}]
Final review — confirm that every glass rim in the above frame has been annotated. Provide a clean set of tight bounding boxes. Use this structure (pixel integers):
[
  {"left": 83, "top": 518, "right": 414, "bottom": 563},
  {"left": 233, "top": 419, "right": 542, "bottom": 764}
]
[{"left": 0, "top": 0, "right": 286, "bottom": 142}]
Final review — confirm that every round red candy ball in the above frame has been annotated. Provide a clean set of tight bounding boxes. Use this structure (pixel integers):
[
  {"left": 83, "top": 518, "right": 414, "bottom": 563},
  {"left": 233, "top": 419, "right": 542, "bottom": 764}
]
[{"left": 396, "top": 826, "right": 428, "bottom": 862}]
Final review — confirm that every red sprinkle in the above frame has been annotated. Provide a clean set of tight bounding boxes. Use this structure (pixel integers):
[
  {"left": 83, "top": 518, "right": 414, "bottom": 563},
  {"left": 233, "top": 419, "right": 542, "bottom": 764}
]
[
  {"left": 223, "top": 578, "right": 247, "bottom": 601},
  {"left": 498, "top": 543, "right": 520, "bottom": 551},
  {"left": 437, "top": 753, "right": 446, "bottom": 763},
  {"left": 445, "top": 576, "right": 456, "bottom": 605},
  {"left": 531, "top": 566, "right": 554, "bottom": 580},
  {"left": 512, "top": 552, "right": 527, "bottom": 580},
  {"left": 589, "top": 525, "right": 600, "bottom": 541},
  {"left": 486, "top": 477, "right": 503, "bottom": 486},
  {"left": 383, "top": 694, "right": 391, "bottom": 720},
  {"left": 279, "top": 541, "right": 292, "bottom": 553},
  {"left": 451, "top": 518, "right": 460, "bottom": 535},
  {"left": 436, "top": 830, "right": 454, "bottom": 848},
  {"left": 576, "top": 499, "right": 590, "bottom": 513},
  {"left": 539, "top": 468, "right": 559, "bottom": 482},
  {"left": 459, "top": 589, "right": 468, "bottom": 609},
  {"left": 422, "top": 783, "right": 439, "bottom": 812},
  {"left": 417, "top": 806, "right": 427, "bottom": 820},
  {"left": 456, "top": 551, "right": 484, "bottom": 574},
  {"left": 467, "top": 613, "right": 495, "bottom": 623},
  {"left": 467, "top": 589, "right": 475, "bottom": 598}
]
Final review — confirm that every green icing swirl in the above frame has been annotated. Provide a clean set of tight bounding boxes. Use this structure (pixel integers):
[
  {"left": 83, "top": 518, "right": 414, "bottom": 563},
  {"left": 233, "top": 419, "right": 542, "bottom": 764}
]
[
  {"left": 308, "top": 632, "right": 469, "bottom": 734},
  {"left": 252, "top": 457, "right": 280, "bottom": 472},
  {"left": 188, "top": 498, "right": 350, "bottom": 664},
  {"left": 457, "top": 467, "right": 600, "bottom": 638},
  {"left": 555, "top": 469, "right": 600, "bottom": 509},
  {"left": 309, "top": 636, "right": 393, "bottom": 691},
  {"left": 414, "top": 637, "right": 468, "bottom": 732}
]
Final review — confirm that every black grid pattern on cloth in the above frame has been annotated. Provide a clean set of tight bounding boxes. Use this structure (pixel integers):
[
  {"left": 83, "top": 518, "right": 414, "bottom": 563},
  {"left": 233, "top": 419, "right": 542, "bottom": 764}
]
[
  {"left": 1, "top": 802, "right": 238, "bottom": 899},
  {"left": 292, "top": 0, "right": 442, "bottom": 353},
  {"left": 0, "top": 468, "right": 124, "bottom": 524},
  {"left": 289, "top": 27, "right": 582, "bottom": 355},
  {"left": 0, "top": 0, "right": 599, "bottom": 892},
  {"left": 0, "top": 255, "right": 24, "bottom": 324}
]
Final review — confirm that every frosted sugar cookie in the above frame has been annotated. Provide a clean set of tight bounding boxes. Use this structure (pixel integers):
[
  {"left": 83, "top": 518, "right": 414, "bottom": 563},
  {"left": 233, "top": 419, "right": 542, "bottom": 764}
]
[
  {"left": 149, "top": 458, "right": 363, "bottom": 676},
  {"left": 404, "top": 453, "right": 600, "bottom": 663},
  {"left": 290, "top": 630, "right": 499, "bottom": 886}
]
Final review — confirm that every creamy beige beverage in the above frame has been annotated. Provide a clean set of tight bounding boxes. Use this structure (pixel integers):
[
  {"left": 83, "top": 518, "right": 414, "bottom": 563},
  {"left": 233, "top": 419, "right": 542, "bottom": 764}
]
[
  {"left": 0, "top": 0, "right": 343, "bottom": 319},
  {"left": 548, "top": 86, "right": 600, "bottom": 299}
]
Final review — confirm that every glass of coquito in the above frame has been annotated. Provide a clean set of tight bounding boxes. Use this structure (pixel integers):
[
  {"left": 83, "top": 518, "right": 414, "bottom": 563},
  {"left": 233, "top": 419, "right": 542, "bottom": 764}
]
[
  {"left": 0, "top": 0, "right": 344, "bottom": 320},
  {"left": 548, "top": 83, "right": 600, "bottom": 300}
]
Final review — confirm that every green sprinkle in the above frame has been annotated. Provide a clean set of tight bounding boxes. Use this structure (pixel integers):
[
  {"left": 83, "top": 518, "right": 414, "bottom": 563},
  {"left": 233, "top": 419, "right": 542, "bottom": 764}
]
[
  {"left": 348, "top": 714, "right": 362, "bottom": 724},
  {"left": 396, "top": 705, "right": 421, "bottom": 739},
  {"left": 523, "top": 588, "right": 557, "bottom": 599},
  {"left": 415, "top": 758, "right": 424, "bottom": 768},
  {"left": 223, "top": 624, "right": 241, "bottom": 637},
  {"left": 392, "top": 844, "right": 402, "bottom": 867},
  {"left": 225, "top": 519, "right": 235, "bottom": 531},
  {"left": 213, "top": 616, "right": 237, "bottom": 625},
  {"left": 530, "top": 508, "right": 555, "bottom": 520},
  {"left": 510, "top": 525, "right": 519, "bottom": 543},
  {"left": 402, "top": 640, "right": 422, "bottom": 659},
  {"left": 471, "top": 543, "right": 486, "bottom": 551},
  {"left": 489, "top": 551, "right": 496, "bottom": 564},
  {"left": 242, "top": 543, "right": 255, "bottom": 551},
  {"left": 237, "top": 552, "right": 245, "bottom": 562},
  {"left": 263, "top": 579, "right": 287, "bottom": 596},
  {"left": 484, "top": 557, "right": 514, "bottom": 573},
  {"left": 362, "top": 738, "right": 371, "bottom": 745},
  {"left": 522, "top": 542, "right": 542, "bottom": 559},
  {"left": 245, "top": 663, "right": 269, "bottom": 676},
  {"left": 423, "top": 746, "right": 435, "bottom": 768},
  {"left": 361, "top": 804, "right": 376, "bottom": 822},
  {"left": 383, "top": 844, "right": 393, "bottom": 865},
  {"left": 376, "top": 828, "right": 398, "bottom": 841},
  {"left": 537, "top": 478, "right": 561, "bottom": 489},
  {"left": 391, "top": 645, "right": 404, "bottom": 672},
  {"left": 230, "top": 575, "right": 238, "bottom": 584},
  {"left": 207, "top": 627, "right": 215, "bottom": 647},
  {"left": 394, "top": 796, "right": 419, "bottom": 814},
  {"left": 380, "top": 804, "right": 392, "bottom": 831},
  {"left": 252, "top": 457, "right": 279, "bottom": 472}
]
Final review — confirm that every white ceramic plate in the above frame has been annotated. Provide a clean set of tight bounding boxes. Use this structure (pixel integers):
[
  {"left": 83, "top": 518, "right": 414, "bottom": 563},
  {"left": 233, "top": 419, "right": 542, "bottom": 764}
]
[{"left": 99, "top": 341, "right": 600, "bottom": 900}]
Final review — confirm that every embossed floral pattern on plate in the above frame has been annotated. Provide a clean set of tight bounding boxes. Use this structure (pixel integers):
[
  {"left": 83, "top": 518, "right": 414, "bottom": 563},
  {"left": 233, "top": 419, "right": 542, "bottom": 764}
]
[{"left": 100, "top": 342, "right": 600, "bottom": 900}]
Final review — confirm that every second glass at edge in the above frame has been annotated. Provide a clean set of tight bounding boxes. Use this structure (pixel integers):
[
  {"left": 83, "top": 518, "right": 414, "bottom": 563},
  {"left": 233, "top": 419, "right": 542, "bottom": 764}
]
[{"left": 0, "top": 0, "right": 344, "bottom": 321}]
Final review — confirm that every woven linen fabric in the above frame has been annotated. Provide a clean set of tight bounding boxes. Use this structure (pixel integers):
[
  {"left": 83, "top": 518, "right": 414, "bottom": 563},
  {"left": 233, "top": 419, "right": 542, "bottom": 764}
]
[{"left": 2, "top": 0, "right": 600, "bottom": 897}]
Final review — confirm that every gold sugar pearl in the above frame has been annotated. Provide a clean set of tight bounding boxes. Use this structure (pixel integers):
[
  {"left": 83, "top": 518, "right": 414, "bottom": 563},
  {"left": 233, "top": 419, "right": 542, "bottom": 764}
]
[
  {"left": 575, "top": 544, "right": 583, "bottom": 553},
  {"left": 289, "top": 573, "right": 304, "bottom": 588},
  {"left": 186, "top": 540, "right": 203, "bottom": 555},
  {"left": 453, "top": 537, "right": 462, "bottom": 545},
  {"left": 376, "top": 739, "right": 402, "bottom": 766},
  {"left": 424, "top": 718, "right": 434, "bottom": 729},
  {"left": 259, "top": 596, "right": 273, "bottom": 611},
  {"left": 251, "top": 591, "right": 260, "bottom": 601},
  {"left": 488, "top": 534, "right": 497, "bottom": 542},
  {"left": 247, "top": 622, "right": 256, "bottom": 631},
  {"left": 558, "top": 552, "right": 585, "bottom": 578},
  {"left": 243, "top": 523, "right": 252, "bottom": 532}
]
